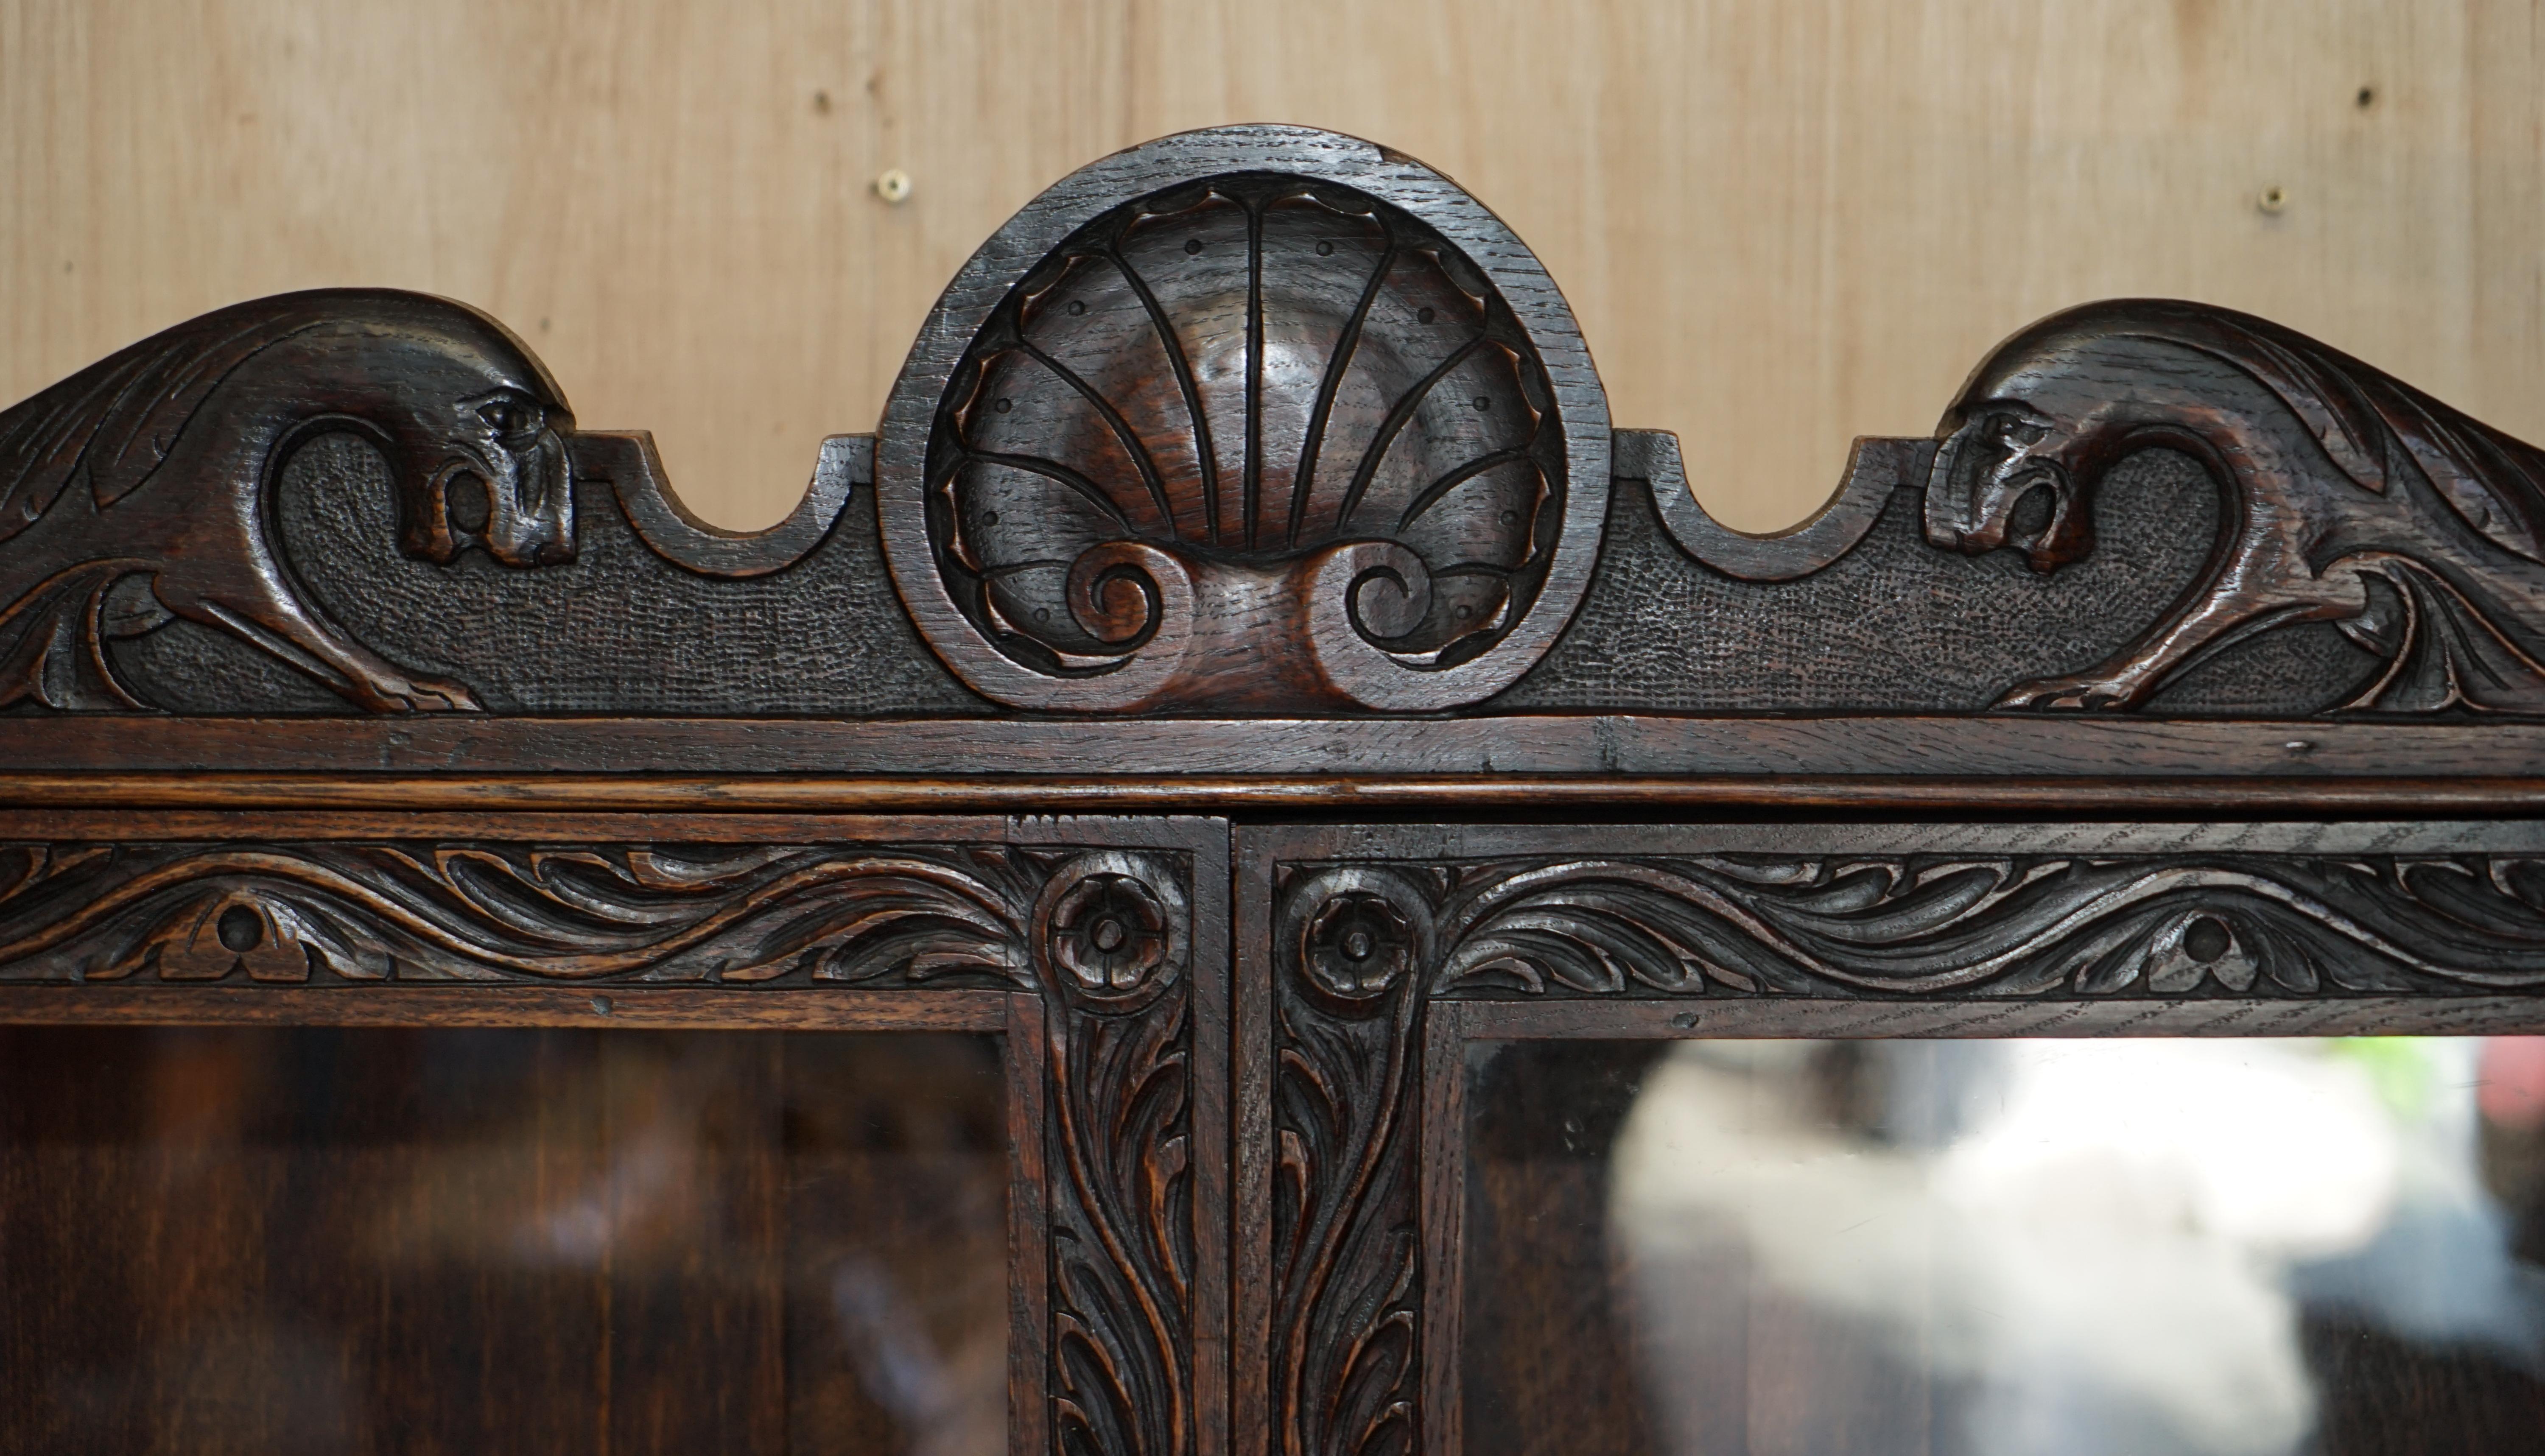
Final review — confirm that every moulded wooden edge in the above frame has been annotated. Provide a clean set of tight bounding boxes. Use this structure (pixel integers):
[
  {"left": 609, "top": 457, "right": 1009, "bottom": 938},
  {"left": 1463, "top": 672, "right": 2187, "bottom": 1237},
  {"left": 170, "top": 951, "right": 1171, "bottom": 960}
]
[
  {"left": 0, "top": 984, "right": 1016, "bottom": 1029},
  {"left": 1, "top": 715, "right": 2535, "bottom": 783},
  {"left": 1449, "top": 995, "right": 2545, "bottom": 1040},
  {"left": 8, "top": 773, "right": 2545, "bottom": 814}
]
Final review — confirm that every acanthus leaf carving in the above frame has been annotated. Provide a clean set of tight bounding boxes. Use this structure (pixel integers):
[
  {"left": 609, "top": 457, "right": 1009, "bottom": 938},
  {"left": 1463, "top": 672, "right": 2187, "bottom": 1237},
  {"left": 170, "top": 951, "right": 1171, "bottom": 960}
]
[
  {"left": 1270, "top": 867, "right": 1433, "bottom": 1456},
  {"left": 0, "top": 840, "right": 1052, "bottom": 987},
  {"left": 1404, "top": 853, "right": 2545, "bottom": 1000},
  {"left": 1031, "top": 850, "right": 1199, "bottom": 1456},
  {"left": 0, "top": 290, "right": 580, "bottom": 714}
]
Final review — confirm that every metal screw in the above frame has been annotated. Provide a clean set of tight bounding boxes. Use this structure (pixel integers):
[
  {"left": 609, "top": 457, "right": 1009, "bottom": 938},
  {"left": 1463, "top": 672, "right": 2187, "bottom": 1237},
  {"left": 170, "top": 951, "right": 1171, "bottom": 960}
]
[
  {"left": 874, "top": 168, "right": 913, "bottom": 205},
  {"left": 2257, "top": 185, "right": 2289, "bottom": 215}
]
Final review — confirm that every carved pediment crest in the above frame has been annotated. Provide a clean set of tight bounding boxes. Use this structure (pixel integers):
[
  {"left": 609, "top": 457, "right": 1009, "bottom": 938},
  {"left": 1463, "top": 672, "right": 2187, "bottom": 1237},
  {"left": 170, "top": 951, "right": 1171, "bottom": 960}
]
[{"left": 874, "top": 127, "right": 1611, "bottom": 712}]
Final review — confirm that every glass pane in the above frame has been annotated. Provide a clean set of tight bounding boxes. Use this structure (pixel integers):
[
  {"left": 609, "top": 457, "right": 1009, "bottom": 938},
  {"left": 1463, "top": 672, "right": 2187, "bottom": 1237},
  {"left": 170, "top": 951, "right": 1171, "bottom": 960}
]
[
  {"left": 0, "top": 1026, "right": 1008, "bottom": 1456},
  {"left": 1465, "top": 1037, "right": 2545, "bottom": 1456}
]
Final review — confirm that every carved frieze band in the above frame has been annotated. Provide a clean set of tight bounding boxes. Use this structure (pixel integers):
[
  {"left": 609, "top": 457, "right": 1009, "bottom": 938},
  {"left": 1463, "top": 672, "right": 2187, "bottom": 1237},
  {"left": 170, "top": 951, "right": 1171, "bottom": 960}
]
[
  {"left": 1280, "top": 851, "right": 2545, "bottom": 1003},
  {"left": 0, "top": 838, "right": 1176, "bottom": 986}
]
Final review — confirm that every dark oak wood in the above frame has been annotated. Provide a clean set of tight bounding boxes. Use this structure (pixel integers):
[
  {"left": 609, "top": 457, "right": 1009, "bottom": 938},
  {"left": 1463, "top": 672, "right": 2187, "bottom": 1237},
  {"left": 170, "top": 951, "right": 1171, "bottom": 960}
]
[
  {"left": 1924, "top": 299, "right": 2545, "bottom": 711},
  {"left": 16, "top": 133, "right": 2545, "bottom": 724},
  {"left": 1009, "top": 989, "right": 1056, "bottom": 1456},
  {"left": 1239, "top": 822, "right": 2545, "bottom": 1456},
  {"left": 11, "top": 121, "right": 2545, "bottom": 1456},
  {"left": 876, "top": 127, "right": 1609, "bottom": 716}
]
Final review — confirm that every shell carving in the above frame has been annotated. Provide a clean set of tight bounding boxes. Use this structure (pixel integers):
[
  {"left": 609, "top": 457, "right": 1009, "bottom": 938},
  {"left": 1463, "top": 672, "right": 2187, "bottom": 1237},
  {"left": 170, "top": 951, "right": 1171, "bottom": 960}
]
[{"left": 881, "top": 130, "right": 1609, "bottom": 713}]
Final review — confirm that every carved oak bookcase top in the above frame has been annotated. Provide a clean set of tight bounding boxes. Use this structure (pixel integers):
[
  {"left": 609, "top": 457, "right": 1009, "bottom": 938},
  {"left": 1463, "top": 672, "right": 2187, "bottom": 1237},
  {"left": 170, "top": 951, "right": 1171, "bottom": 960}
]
[{"left": 5, "top": 125, "right": 2545, "bottom": 1456}]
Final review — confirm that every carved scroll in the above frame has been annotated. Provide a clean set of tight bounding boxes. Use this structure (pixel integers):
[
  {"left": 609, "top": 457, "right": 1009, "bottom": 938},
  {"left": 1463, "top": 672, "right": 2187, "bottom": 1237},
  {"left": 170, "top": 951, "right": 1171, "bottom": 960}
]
[
  {"left": 0, "top": 289, "right": 856, "bottom": 715},
  {"left": 0, "top": 834, "right": 1208, "bottom": 1456},
  {"left": 6, "top": 135, "right": 2543, "bottom": 724}
]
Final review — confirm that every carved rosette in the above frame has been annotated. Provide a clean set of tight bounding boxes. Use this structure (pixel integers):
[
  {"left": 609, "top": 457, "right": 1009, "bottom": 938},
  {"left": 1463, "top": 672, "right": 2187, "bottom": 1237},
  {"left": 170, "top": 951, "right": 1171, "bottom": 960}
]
[
  {"left": 1029, "top": 852, "right": 1198, "bottom": 1456},
  {"left": 878, "top": 126, "right": 1610, "bottom": 713},
  {"left": 1270, "top": 867, "right": 1435, "bottom": 1456}
]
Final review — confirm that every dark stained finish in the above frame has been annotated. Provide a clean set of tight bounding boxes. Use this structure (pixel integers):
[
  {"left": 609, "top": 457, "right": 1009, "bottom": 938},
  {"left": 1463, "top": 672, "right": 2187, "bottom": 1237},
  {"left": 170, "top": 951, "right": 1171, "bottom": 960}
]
[
  {"left": 10, "top": 715, "right": 2545, "bottom": 794},
  {"left": 10, "top": 123, "right": 2545, "bottom": 1456},
  {"left": 8, "top": 134, "right": 2545, "bottom": 724},
  {"left": 568, "top": 429, "right": 864, "bottom": 578},
  {"left": 1927, "top": 299, "right": 2545, "bottom": 711},
  {"left": 0, "top": 814, "right": 1222, "bottom": 1456},
  {"left": 1626, "top": 430, "right": 1918, "bottom": 582},
  {"left": 878, "top": 127, "right": 1610, "bottom": 715},
  {"left": 0, "top": 290, "right": 576, "bottom": 712},
  {"left": 1235, "top": 823, "right": 2545, "bottom": 1456},
  {"left": 0, "top": 831, "right": 1197, "bottom": 990},
  {"left": 920, "top": 171, "right": 1570, "bottom": 713}
]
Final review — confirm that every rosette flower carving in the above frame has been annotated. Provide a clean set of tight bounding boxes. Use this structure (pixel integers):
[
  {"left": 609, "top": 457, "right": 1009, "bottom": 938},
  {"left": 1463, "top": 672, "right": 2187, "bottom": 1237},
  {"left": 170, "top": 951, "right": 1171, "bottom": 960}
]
[
  {"left": 1300, "top": 889, "right": 1416, "bottom": 1000},
  {"left": 1043, "top": 871, "right": 1175, "bottom": 997},
  {"left": 1030, "top": 852, "right": 1189, "bottom": 1009}
]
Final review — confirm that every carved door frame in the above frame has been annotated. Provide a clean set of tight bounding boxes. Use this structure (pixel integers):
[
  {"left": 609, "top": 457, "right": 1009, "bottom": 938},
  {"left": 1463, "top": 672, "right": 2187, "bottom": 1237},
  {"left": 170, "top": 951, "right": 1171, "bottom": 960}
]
[
  {"left": 1233, "top": 820, "right": 2545, "bottom": 1456},
  {"left": 0, "top": 809, "right": 1231, "bottom": 1456}
]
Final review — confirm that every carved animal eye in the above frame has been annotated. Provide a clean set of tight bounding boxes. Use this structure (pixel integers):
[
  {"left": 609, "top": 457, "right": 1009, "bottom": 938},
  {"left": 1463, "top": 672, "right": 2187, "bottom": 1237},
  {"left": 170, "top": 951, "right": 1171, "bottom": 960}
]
[
  {"left": 1992, "top": 413, "right": 2050, "bottom": 448},
  {"left": 477, "top": 396, "right": 542, "bottom": 440}
]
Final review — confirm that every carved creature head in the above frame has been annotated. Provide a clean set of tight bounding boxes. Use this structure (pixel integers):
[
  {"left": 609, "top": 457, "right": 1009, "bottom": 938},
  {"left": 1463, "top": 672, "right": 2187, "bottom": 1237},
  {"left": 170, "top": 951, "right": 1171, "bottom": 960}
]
[
  {"left": 1925, "top": 366, "right": 2097, "bottom": 575},
  {"left": 372, "top": 302, "right": 579, "bottom": 568}
]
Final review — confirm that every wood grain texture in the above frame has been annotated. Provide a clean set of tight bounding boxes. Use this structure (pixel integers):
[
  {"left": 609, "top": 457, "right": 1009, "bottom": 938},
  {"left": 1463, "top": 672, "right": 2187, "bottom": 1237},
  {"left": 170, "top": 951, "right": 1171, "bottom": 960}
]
[{"left": 8, "top": 1, "right": 2538, "bottom": 534}]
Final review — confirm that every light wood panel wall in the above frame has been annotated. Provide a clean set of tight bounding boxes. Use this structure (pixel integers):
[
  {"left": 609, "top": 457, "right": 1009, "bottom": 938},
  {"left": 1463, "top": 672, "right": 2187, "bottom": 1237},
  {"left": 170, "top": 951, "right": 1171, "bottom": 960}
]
[{"left": 6, "top": 0, "right": 2540, "bottom": 530}]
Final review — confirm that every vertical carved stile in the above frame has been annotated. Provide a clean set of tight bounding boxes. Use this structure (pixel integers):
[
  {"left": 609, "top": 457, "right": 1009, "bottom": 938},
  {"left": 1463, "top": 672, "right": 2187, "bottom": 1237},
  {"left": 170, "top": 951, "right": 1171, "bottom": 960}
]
[
  {"left": 1033, "top": 852, "right": 1198, "bottom": 1456},
  {"left": 1270, "top": 868, "right": 1436, "bottom": 1456}
]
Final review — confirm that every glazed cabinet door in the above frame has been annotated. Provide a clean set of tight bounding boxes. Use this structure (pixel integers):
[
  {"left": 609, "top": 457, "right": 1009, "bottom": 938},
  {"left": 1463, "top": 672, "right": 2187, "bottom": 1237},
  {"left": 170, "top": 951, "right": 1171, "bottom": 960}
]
[
  {"left": 0, "top": 812, "right": 1228, "bottom": 1456},
  {"left": 1234, "top": 823, "right": 2545, "bottom": 1456}
]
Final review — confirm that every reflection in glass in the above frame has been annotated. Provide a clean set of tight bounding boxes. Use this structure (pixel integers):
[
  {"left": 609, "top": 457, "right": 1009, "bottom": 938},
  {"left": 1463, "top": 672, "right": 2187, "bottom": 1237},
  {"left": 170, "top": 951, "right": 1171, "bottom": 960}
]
[
  {"left": 1464, "top": 1037, "right": 2545, "bottom": 1456},
  {"left": 0, "top": 1027, "right": 1007, "bottom": 1456}
]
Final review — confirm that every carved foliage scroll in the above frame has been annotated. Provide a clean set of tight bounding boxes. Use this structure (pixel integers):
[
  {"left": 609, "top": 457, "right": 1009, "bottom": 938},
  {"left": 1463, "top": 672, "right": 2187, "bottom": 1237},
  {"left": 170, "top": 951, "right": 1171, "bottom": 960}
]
[
  {"left": 1032, "top": 853, "right": 1198, "bottom": 1456},
  {"left": 1921, "top": 299, "right": 2545, "bottom": 713},
  {"left": 1271, "top": 852, "right": 2545, "bottom": 1005},
  {"left": 0, "top": 840, "right": 1052, "bottom": 986},
  {"left": 1269, "top": 867, "right": 1432, "bottom": 1456}
]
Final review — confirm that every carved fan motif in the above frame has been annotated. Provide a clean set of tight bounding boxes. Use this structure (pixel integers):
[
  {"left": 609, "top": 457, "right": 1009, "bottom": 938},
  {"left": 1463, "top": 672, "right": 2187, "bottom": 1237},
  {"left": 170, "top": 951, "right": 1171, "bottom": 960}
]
[{"left": 919, "top": 170, "right": 1572, "bottom": 712}]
